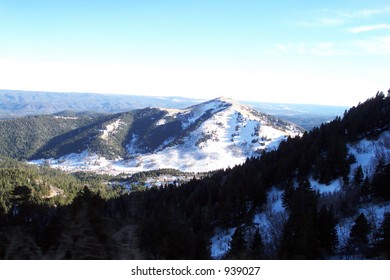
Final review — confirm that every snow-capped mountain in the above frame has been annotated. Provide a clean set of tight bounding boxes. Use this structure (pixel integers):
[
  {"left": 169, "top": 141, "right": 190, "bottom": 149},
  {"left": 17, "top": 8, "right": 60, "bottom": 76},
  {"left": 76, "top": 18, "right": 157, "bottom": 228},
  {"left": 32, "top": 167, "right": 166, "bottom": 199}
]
[{"left": 28, "top": 97, "right": 304, "bottom": 174}]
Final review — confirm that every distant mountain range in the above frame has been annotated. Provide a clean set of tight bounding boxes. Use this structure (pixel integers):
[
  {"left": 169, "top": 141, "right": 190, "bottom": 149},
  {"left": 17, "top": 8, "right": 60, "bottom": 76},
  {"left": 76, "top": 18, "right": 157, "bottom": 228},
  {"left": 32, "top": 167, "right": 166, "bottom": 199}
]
[
  {"left": 0, "top": 89, "right": 347, "bottom": 129},
  {"left": 0, "top": 97, "right": 304, "bottom": 173}
]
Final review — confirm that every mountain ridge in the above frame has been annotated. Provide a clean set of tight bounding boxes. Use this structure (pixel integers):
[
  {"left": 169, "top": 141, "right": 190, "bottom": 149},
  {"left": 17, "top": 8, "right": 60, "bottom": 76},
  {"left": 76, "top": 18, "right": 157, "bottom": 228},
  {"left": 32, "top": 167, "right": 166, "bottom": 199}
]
[
  {"left": 0, "top": 97, "right": 304, "bottom": 174},
  {"left": 0, "top": 89, "right": 347, "bottom": 129}
]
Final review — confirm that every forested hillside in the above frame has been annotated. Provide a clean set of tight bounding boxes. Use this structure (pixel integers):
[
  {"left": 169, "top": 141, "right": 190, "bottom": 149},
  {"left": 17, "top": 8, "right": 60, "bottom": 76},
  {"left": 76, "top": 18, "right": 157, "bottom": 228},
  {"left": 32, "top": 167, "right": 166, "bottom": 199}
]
[
  {"left": 0, "top": 156, "right": 117, "bottom": 213},
  {"left": 0, "top": 108, "right": 171, "bottom": 160},
  {"left": 0, "top": 114, "right": 103, "bottom": 159},
  {"left": 0, "top": 92, "right": 389, "bottom": 259}
]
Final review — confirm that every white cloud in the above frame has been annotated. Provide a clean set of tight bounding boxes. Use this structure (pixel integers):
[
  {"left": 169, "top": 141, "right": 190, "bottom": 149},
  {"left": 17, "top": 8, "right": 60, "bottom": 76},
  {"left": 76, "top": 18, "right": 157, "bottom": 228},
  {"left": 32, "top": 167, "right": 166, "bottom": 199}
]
[
  {"left": 348, "top": 24, "right": 390, "bottom": 33},
  {"left": 318, "top": 18, "right": 346, "bottom": 26},
  {"left": 275, "top": 36, "right": 390, "bottom": 56},
  {"left": 340, "top": 7, "right": 390, "bottom": 18},
  {"left": 298, "top": 6, "right": 390, "bottom": 28}
]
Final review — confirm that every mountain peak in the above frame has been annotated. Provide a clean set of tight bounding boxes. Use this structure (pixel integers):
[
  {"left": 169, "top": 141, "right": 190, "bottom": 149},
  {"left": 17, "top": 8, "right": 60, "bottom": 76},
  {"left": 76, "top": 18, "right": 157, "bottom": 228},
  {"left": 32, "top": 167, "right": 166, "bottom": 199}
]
[
  {"left": 213, "top": 96, "right": 234, "bottom": 103},
  {"left": 204, "top": 96, "right": 256, "bottom": 117},
  {"left": 210, "top": 96, "right": 241, "bottom": 107}
]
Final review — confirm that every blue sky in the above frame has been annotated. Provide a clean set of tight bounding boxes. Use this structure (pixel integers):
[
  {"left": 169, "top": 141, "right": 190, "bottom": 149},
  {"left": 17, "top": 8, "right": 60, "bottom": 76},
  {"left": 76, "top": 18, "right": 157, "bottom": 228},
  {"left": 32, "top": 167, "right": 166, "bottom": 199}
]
[{"left": 0, "top": 0, "right": 389, "bottom": 106}]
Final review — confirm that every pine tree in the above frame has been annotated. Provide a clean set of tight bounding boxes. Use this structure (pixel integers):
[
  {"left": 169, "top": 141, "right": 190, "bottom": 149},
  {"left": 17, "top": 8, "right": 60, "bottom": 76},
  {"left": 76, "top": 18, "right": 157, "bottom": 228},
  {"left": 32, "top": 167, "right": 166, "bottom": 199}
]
[
  {"left": 281, "top": 179, "right": 294, "bottom": 209},
  {"left": 248, "top": 228, "right": 265, "bottom": 259},
  {"left": 318, "top": 206, "right": 338, "bottom": 255},
  {"left": 371, "top": 163, "right": 390, "bottom": 200},
  {"left": 227, "top": 225, "right": 247, "bottom": 259},
  {"left": 279, "top": 180, "right": 320, "bottom": 259},
  {"left": 348, "top": 213, "right": 371, "bottom": 254},
  {"left": 361, "top": 178, "right": 371, "bottom": 198},
  {"left": 353, "top": 165, "right": 364, "bottom": 185}
]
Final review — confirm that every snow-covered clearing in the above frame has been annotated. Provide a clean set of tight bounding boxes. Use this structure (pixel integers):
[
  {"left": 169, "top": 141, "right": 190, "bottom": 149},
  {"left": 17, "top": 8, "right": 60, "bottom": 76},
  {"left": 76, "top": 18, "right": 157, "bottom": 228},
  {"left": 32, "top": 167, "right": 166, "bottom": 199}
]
[
  {"left": 348, "top": 131, "right": 390, "bottom": 178},
  {"left": 100, "top": 119, "right": 123, "bottom": 141},
  {"left": 209, "top": 187, "right": 288, "bottom": 259},
  {"left": 252, "top": 188, "right": 288, "bottom": 256},
  {"left": 310, "top": 177, "right": 342, "bottom": 194},
  {"left": 336, "top": 202, "right": 390, "bottom": 250}
]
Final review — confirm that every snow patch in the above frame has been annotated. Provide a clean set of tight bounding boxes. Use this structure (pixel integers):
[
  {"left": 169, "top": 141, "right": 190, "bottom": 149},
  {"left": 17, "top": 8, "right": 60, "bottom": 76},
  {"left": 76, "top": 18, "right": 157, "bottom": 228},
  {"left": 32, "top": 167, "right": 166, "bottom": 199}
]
[
  {"left": 248, "top": 188, "right": 288, "bottom": 256},
  {"left": 100, "top": 119, "right": 123, "bottom": 141},
  {"left": 54, "top": 116, "right": 78, "bottom": 120},
  {"left": 348, "top": 131, "right": 390, "bottom": 178},
  {"left": 309, "top": 177, "right": 342, "bottom": 194},
  {"left": 210, "top": 227, "right": 236, "bottom": 259},
  {"left": 126, "top": 134, "right": 140, "bottom": 155},
  {"left": 30, "top": 151, "right": 123, "bottom": 175},
  {"left": 336, "top": 202, "right": 390, "bottom": 250},
  {"left": 209, "top": 188, "right": 287, "bottom": 259},
  {"left": 155, "top": 118, "right": 167, "bottom": 126},
  {"left": 267, "top": 187, "right": 285, "bottom": 213}
]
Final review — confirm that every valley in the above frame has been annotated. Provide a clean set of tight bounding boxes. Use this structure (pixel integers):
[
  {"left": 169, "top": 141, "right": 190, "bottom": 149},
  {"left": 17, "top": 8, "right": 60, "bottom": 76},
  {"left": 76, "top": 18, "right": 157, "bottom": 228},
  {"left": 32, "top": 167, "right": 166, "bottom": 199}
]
[{"left": 0, "top": 91, "right": 389, "bottom": 260}]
